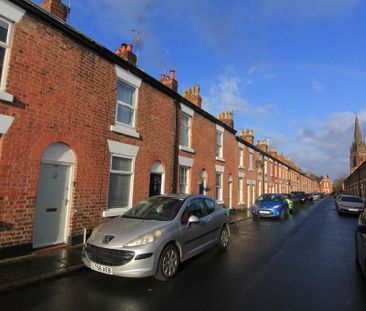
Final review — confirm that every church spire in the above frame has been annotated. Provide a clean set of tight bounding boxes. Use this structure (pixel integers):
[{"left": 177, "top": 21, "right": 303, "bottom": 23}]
[
  {"left": 353, "top": 115, "right": 366, "bottom": 151},
  {"left": 350, "top": 115, "right": 366, "bottom": 172}
]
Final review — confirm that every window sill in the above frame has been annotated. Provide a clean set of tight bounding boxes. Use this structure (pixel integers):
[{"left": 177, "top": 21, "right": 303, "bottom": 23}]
[
  {"left": 0, "top": 91, "right": 14, "bottom": 103},
  {"left": 216, "top": 157, "right": 225, "bottom": 163},
  {"left": 179, "top": 145, "right": 195, "bottom": 154},
  {"left": 103, "top": 207, "right": 129, "bottom": 218},
  {"left": 238, "top": 166, "right": 245, "bottom": 170},
  {"left": 216, "top": 200, "right": 225, "bottom": 205},
  {"left": 110, "top": 124, "right": 140, "bottom": 138}
]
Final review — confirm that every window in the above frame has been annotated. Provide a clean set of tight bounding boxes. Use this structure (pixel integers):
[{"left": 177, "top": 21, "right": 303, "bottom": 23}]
[
  {"left": 238, "top": 177, "right": 244, "bottom": 203},
  {"left": 239, "top": 147, "right": 244, "bottom": 168},
  {"left": 216, "top": 130, "right": 223, "bottom": 158},
  {"left": 249, "top": 152, "right": 254, "bottom": 170},
  {"left": 116, "top": 80, "right": 136, "bottom": 127},
  {"left": 0, "top": 18, "right": 10, "bottom": 89},
  {"left": 216, "top": 173, "right": 223, "bottom": 201},
  {"left": 181, "top": 199, "right": 205, "bottom": 224},
  {"left": 108, "top": 156, "right": 133, "bottom": 209},
  {"left": 180, "top": 113, "right": 191, "bottom": 148},
  {"left": 204, "top": 199, "right": 216, "bottom": 214},
  {"left": 179, "top": 166, "right": 190, "bottom": 194}
]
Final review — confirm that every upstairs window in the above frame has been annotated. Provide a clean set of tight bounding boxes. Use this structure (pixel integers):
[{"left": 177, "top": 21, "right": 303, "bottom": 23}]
[
  {"left": 116, "top": 80, "right": 136, "bottom": 127},
  {"left": 0, "top": 18, "right": 10, "bottom": 89},
  {"left": 216, "top": 130, "right": 223, "bottom": 158},
  {"left": 180, "top": 113, "right": 191, "bottom": 148}
]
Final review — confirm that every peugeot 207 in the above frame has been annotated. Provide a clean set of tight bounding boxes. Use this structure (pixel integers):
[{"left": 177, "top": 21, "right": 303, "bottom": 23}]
[{"left": 83, "top": 194, "right": 230, "bottom": 281}]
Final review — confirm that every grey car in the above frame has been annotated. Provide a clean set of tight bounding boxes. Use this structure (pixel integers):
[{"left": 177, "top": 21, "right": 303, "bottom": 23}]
[
  {"left": 83, "top": 194, "right": 230, "bottom": 281},
  {"left": 336, "top": 195, "right": 365, "bottom": 214}
]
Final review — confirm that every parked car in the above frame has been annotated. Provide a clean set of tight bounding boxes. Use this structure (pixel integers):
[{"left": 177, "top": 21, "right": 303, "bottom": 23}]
[
  {"left": 282, "top": 193, "right": 297, "bottom": 213},
  {"left": 291, "top": 191, "right": 309, "bottom": 205},
  {"left": 252, "top": 193, "right": 289, "bottom": 219},
  {"left": 355, "top": 207, "right": 366, "bottom": 278},
  {"left": 311, "top": 192, "right": 322, "bottom": 201},
  {"left": 83, "top": 194, "right": 230, "bottom": 281},
  {"left": 336, "top": 195, "right": 365, "bottom": 215}
]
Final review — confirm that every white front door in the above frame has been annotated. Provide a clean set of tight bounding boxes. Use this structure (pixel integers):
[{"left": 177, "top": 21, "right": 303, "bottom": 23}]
[{"left": 33, "top": 163, "right": 71, "bottom": 248}]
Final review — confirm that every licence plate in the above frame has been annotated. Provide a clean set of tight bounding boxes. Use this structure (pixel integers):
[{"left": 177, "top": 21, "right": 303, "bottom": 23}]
[
  {"left": 90, "top": 262, "right": 112, "bottom": 275},
  {"left": 348, "top": 208, "right": 359, "bottom": 212},
  {"left": 259, "top": 210, "right": 271, "bottom": 215}
]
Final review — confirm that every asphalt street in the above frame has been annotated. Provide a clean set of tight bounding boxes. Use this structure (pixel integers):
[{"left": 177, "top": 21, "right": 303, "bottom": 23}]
[{"left": 1, "top": 197, "right": 365, "bottom": 311}]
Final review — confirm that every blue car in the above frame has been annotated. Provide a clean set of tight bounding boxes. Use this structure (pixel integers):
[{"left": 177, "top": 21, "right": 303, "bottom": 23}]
[{"left": 252, "top": 193, "right": 290, "bottom": 219}]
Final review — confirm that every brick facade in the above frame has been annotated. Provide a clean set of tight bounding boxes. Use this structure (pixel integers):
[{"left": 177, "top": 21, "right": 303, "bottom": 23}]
[{"left": 0, "top": 0, "right": 319, "bottom": 258}]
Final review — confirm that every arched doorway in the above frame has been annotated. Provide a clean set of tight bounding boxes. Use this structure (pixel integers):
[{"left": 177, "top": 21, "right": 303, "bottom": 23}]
[
  {"left": 149, "top": 161, "right": 165, "bottom": 196},
  {"left": 33, "top": 143, "right": 75, "bottom": 248},
  {"left": 199, "top": 170, "right": 207, "bottom": 195}
]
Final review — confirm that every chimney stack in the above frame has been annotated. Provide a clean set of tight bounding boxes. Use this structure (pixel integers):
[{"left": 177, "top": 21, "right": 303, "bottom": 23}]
[
  {"left": 115, "top": 43, "right": 137, "bottom": 66},
  {"left": 240, "top": 129, "right": 254, "bottom": 144},
  {"left": 40, "top": 0, "right": 68, "bottom": 21},
  {"left": 160, "top": 70, "right": 178, "bottom": 92},
  {"left": 182, "top": 85, "right": 202, "bottom": 108},
  {"left": 218, "top": 112, "right": 234, "bottom": 128},
  {"left": 256, "top": 139, "right": 269, "bottom": 152}
]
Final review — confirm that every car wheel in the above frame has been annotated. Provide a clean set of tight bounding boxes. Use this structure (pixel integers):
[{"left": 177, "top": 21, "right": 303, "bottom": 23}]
[
  {"left": 155, "top": 244, "right": 180, "bottom": 281},
  {"left": 217, "top": 226, "right": 230, "bottom": 251}
]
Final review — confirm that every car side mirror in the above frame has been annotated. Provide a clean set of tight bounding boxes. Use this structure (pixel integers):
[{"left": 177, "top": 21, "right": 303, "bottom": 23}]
[{"left": 187, "top": 215, "right": 200, "bottom": 227}]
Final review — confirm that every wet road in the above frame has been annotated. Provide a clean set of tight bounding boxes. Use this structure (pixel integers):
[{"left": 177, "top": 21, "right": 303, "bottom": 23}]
[{"left": 1, "top": 197, "right": 365, "bottom": 311}]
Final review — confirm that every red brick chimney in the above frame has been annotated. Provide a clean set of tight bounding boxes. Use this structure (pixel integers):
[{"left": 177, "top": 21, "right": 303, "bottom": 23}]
[
  {"left": 160, "top": 70, "right": 178, "bottom": 92},
  {"left": 40, "top": 0, "right": 68, "bottom": 21},
  {"left": 115, "top": 43, "right": 137, "bottom": 66},
  {"left": 256, "top": 139, "right": 269, "bottom": 152},
  {"left": 182, "top": 85, "right": 202, "bottom": 108},
  {"left": 240, "top": 129, "right": 254, "bottom": 144},
  {"left": 218, "top": 112, "right": 234, "bottom": 128}
]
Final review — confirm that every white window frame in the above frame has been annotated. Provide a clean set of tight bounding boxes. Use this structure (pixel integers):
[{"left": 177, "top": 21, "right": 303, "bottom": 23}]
[
  {"left": 238, "top": 177, "right": 244, "bottom": 204},
  {"left": 104, "top": 140, "right": 139, "bottom": 217},
  {"left": 215, "top": 172, "right": 223, "bottom": 203},
  {"left": 179, "top": 166, "right": 190, "bottom": 194},
  {"left": 111, "top": 65, "right": 141, "bottom": 138},
  {"left": 179, "top": 103, "right": 195, "bottom": 153},
  {"left": 238, "top": 143, "right": 244, "bottom": 169},
  {"left": 0, "top": 1, "right": 25, "bottom": 102},
  {"left": 216, "top": 125, "right": 225, "bottom": 161},
  {"left": 249, "top": 148, "right": 254, "bottom": 171}
]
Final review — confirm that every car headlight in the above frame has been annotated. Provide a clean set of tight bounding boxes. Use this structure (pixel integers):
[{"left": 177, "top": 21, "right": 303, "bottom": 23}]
[
  {"left": 89, "top": 224, "right": 103, "bottom": 241},
  {"left": 272, "top": 205, "right": 281, "bottom": 209},
  {"left": 124, "top": 229, "right": 163, "bottom": 247}
]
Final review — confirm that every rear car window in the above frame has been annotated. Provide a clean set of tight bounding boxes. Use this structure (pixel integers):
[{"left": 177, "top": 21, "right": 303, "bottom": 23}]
[{"left": 341, "top": 197, "right": 363, "bottom": 203}]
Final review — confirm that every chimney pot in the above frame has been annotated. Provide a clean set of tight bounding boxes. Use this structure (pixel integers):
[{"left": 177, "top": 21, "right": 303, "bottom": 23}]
[
  {"left": 170, "top": 70, "right": 175, "bottom": 80},
  {"left": 160, "top": 73, "right": 166, "bottom": 82},
  {"left": 126, "top": 44, "right": 133, "bottom": 52},
  {"left": 116, "top": 43, "right": 137, "bottom": 66}
]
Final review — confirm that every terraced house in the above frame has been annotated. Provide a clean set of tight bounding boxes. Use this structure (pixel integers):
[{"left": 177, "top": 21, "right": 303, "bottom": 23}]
[{"left": 0, "top": 0, "right": 319, "bottom": 259}]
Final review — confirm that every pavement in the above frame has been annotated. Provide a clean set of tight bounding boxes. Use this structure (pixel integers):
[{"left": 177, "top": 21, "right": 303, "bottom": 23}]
[{"left": 0, "top": 209, "right": 251, "bottom": 292}]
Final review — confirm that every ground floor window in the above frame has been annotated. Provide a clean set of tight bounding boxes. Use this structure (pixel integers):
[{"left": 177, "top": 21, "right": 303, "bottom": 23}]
[
  {"left": 238, "top": 177, "right": 244, "bottom": 203},
  {"left": 179, "top": 166, "right": 190, "bottom": 194},
  {"left": 216, "top": 173, "right": 223, "bottom": 201},
  {"left": 108, "top": 156, "right": 133, "bottom": 209}
]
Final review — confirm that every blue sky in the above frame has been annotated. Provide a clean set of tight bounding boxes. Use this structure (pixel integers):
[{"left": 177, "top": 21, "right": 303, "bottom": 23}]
[{"left": 34, "top": 0, "right": 366, "bottom": 180}]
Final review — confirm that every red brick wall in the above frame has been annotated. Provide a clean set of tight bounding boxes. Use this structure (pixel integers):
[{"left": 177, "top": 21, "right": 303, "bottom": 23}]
[{"left": 0, "top": 13, "right": 176, "bottom": 247}]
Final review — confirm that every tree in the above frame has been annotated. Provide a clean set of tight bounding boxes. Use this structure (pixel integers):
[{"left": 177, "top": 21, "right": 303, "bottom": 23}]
[{"left": 333, "top": 172, "right": 348, "bottom": 192}]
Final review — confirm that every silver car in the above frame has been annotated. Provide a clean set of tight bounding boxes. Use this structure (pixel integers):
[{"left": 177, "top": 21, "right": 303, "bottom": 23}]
[
  {"left": 83, "top": 194, "right": 230, "bottom": 281},
  {"left": 336, "top": 195, "right": 365, "bottom": 214}
]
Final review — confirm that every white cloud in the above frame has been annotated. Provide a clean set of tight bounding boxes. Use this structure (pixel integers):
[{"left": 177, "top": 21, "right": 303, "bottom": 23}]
[
  {"left": 288, "top": 111, "right": 366, "bottom": 179},
  {"left": 311, "top": 79, "right": 325, "bottom": 91},
  {"left": 202, "top": 75, "right": 273, "bottom": 118}
]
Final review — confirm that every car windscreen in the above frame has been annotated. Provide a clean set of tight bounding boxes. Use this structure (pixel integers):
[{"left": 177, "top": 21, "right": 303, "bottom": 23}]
[
  {"left": 340, "top": 197, "right": 363, "bottom": 203},
  {"left": 122, "top": 197, "right": 184, "bottom": 221},
  {"left": 257, "top": 194, "right": 282, "bottom": 202}
]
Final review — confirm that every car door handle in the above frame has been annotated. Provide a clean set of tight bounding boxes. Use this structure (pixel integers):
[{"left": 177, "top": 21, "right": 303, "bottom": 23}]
[{"left": 206, "top": 218, "right": 213, "bottom": 225}]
